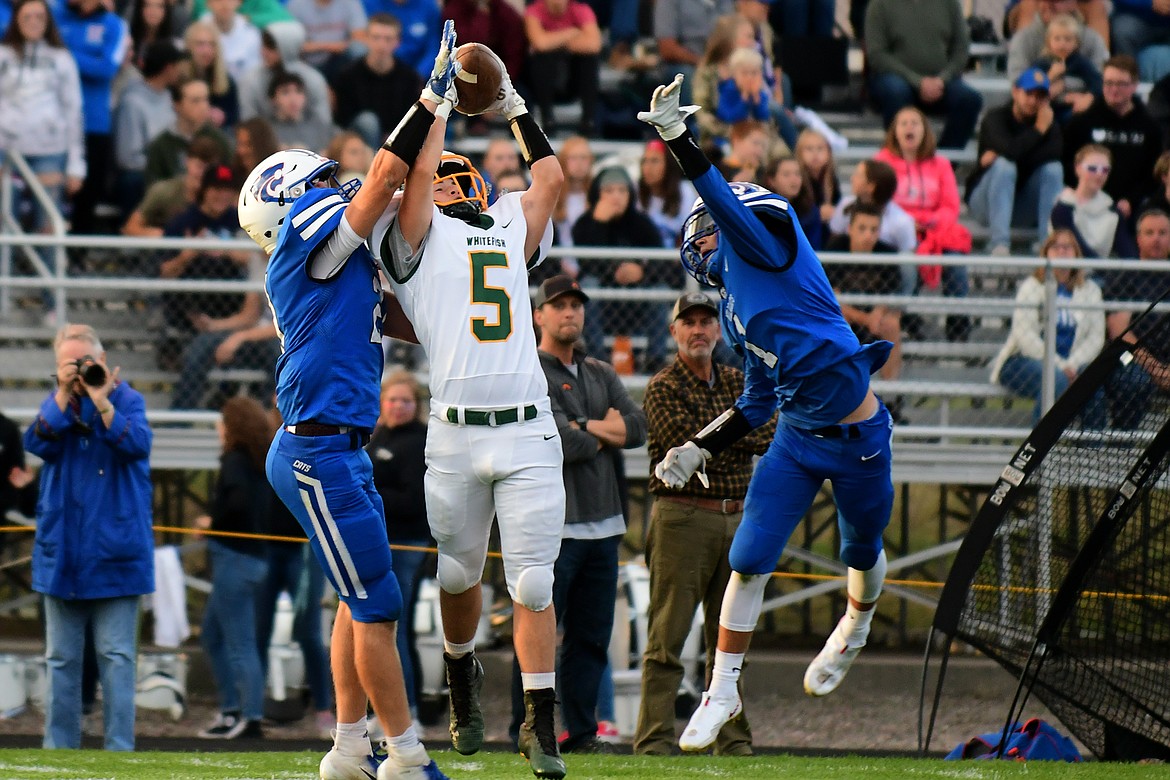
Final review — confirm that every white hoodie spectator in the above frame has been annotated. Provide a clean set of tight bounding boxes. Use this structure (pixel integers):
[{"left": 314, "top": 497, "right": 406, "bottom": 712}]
[
  {"left": 0, "top": 19, "right": 86, "bottom": 184},
  {"left": 0, "top": 0, "right": 85, "bottom": 294}
]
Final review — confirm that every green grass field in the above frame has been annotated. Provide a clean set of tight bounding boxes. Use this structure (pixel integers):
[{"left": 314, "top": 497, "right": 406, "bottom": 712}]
[{"left": 1, "top": 750, "right": 1169, "bottom": 780}]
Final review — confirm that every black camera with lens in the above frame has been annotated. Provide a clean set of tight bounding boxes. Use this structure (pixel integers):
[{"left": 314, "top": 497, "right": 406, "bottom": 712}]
[{"left": 74, "top": 357, "right": 107, "bottom": 388}]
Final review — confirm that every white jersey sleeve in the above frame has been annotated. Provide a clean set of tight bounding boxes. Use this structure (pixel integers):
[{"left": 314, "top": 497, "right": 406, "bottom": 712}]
[{"left": 527, "top": 215, "right": 554, "bottom": 270}]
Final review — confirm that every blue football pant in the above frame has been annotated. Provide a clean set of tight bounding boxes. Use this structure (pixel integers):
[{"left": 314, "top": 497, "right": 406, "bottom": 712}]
[
  {"left": 729, "top": 404, "right": 894, "bottom": 575},
  {"left": 267, "top": 428, "right": 402, "bottom": 623}
]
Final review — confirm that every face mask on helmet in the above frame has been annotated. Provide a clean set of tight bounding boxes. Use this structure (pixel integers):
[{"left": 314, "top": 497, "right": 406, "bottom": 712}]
[
  {"left": 434, "top": 152, "right": 489, "bottom": 221},
  {"left": 678, "top": 182, "right": 794, "bottom": 287},
  {"left": 680, "top": 205, "right": 721, "bottom": 287}
]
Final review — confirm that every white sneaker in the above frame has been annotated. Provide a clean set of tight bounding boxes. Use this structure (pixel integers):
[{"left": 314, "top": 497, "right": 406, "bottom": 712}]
[
  {"left": 320, "top": 748, "right": 382, "bottom": 780},
  {"left": 803, "top": 620, "right": 867, "bottom": 697},
  {"left": 678, "top": 691, "right": 742, "bottom": 752},
  {"left": 376, "top": 744, "right": 450, "bottom": 780}
]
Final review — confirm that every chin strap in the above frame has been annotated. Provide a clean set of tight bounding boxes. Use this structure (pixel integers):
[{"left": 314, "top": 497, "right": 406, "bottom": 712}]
[{"left": 439, "top": 201, "right": 482, "bottom": 221}]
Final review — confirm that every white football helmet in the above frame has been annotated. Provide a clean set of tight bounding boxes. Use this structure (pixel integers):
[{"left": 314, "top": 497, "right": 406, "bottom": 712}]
[{"left": 239, "top": 149, "right": 354, "bottom": 253}]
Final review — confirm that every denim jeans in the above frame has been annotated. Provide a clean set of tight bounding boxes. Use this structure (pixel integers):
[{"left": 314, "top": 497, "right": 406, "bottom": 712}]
[
  {"left": 968, "top": 159, "right": 1064, "bottom": 249},
  {"left": 608, "top": 0, "right": 640, "bottom": 45},
  {"left": 0, "top": 151, "right": 68, "bottom": 233},
  {"left": 390, "top": 540, "right": 429, "bottom": 710},
  {"left": 868, "top": 72, "right": 983, "bottom": 149},
  {"left": 256, "top": 542, "right": 333, "bottom": 713},
  {"left": 170, "top": 331, "right": 279, "bottom": 409},
  {"left": 509, "top": 535, "right": 621, "bottom": 748},
  {"left": 898, "top": 255, "right": 970, "bottom": 340},
  {"left": 43, "top": 594, "right": 141, "bottom": 750},
  {"left": 775, "top": 0, "right": 835, "bottom": 36},
  {"left": 1105, "top": 360, "right": 1157, "bottom": 431},
  {"left": 115, "top": 168, "right": 145, "bottom": 224},
  {"left": 596, "top": 660, "right": 615, "bottom": 722},
  {"left": 1111, "top": 13, "right": 1170, "bottom": 81},
  {"left": 203, "top": 541, "right": 268, "bottom": 721},
  {"left": 999, "top": 354, "right": 1107, "bottom": 428}
]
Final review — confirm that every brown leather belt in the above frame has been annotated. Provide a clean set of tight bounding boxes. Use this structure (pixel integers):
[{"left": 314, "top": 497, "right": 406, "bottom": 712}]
[{"left": 661, "top": 494, "right": 745, "bottom": 514}]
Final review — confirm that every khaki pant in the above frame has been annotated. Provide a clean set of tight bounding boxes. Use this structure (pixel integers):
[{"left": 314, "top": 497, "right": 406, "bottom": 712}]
[{"left": 633, "top": 498, "right": 752, "bottom": 756}]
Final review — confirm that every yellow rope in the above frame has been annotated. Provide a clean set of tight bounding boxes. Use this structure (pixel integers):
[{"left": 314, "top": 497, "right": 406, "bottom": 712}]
[
  {"left": 0, "top": 524, "right": 976, "bottom": 590},
  {"left": 4, "top": 524, "right": 1164, "bottom": 602}
]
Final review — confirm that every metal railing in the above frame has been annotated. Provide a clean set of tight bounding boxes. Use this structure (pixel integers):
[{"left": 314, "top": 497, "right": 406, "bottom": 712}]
[
  {"left": 0, "top": 151, "right": 69, "bottom": 321},
  {"left": 0, "top": 233, "right": 1166, "bottom": 431},
  {"left": 2, "top": 234, "right": 1168, "bottom": 635}
]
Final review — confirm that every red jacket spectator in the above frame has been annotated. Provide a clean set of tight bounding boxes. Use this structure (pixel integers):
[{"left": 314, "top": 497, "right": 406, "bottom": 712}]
[
  {"left": 873, "top": 148, "right": 962, "bottom": 237},
  {"left": 874, "top": 107, "right": 971, "bottom": 256}
]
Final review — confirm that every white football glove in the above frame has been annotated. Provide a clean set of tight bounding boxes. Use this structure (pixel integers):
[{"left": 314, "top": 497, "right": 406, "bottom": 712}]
[
  {"left": 654, "top": 440, "right": 711, "bottom": 489},
  {"left": 477, "top": 46, "right": 527, "bottom": 120},
  {"left": 422, "top": 20, "right": 459, "bottom": 117},
  {"left": 637, "top": 73, "right": 699, "bottom": 141}
]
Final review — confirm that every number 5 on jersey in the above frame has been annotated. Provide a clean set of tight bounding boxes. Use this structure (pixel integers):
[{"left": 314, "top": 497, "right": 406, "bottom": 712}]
[{"left": 470, "top": 251, "right": 512, "bottom": 342}]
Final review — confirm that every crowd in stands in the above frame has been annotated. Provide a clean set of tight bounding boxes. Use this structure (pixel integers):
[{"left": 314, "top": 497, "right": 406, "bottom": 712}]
[
  {"left": 1, "top": 0, "right": 1170, "bottom": 408},
  {"left": 5, "top": 3, "right": 1170, "bottom": 750}
]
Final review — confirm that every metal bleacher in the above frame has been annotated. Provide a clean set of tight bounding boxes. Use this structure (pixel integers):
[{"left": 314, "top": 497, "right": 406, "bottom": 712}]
[
  {"left": 0, "top": 38, "right": 1164, "bottom": 490},
  {"left": 7, "top": 230, "right": 1141, "bottom": 492}
]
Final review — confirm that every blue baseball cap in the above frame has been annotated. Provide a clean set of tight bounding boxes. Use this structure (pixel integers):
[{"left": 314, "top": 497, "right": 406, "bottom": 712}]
[{"left": 1014, "top": 67, "right": 1050, "bottom": 93}]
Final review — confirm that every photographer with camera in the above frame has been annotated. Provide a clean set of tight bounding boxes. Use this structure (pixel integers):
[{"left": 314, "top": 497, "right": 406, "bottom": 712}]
[{"left": 24, "top": 324, "right": 154, "bottom": 751}]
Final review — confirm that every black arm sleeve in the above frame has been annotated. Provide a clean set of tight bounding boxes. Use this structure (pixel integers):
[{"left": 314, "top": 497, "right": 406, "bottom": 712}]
[
  {"left": 664, "top": 129, "right": 712, "bottom": 181},
  {"left": 510, "top": 112, "right": 555, "bottom": 167},
  {"left": 691, "top": 407, "right": 753, "bottom": 458}
]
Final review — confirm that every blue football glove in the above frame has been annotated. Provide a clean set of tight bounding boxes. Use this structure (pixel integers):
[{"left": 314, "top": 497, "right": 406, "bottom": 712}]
[
  {"left": 422, "top": 20, "right": 458, "bottom": 117},
  {"left": 637, "top": 73, "right": 699, "bottom": 141}
]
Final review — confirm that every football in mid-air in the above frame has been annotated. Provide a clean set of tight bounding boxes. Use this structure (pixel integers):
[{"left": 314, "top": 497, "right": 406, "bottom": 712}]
[{"left": 453, "top": 43, "right": 504, "bottom": 116}]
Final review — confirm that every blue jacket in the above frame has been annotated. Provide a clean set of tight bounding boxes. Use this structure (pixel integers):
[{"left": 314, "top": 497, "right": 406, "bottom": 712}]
[
  {"left": 364, "top": 0, "right": 440, "bottom": 79},
  {"left": 56, "top": 3, "right": 128, "bottom": 135},
  {"left": 715, "top": 79, "right": 770, "bottom": 125},
  {"left": 25, "top": 382, "right": 154, "bottom": 600}
]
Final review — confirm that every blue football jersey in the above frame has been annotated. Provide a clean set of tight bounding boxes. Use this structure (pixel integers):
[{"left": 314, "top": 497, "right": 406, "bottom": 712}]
[
  {"left": 265, "top": 188, "right": 384, "bottom": 430},
  {"left": 692, "top": 167, "right": 891, "bottom": 429}
]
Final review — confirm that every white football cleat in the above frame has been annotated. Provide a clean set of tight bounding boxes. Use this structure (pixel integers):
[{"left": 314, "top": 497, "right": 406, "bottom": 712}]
[
  {"left": 320, "top": 748, "right": 381, "bottom": 780},
  {"left": 376, "top": 744, "right": 450, "bottom": 780},
  {"left": 678, "top": 691, "right": 742, "bottom": 752},
  {"left": 803, "top": 620, "right": 867, "bottom": 697}
]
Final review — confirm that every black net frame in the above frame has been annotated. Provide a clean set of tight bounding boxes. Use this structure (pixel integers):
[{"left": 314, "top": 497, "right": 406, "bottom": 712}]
[
  {"left": 920, "top": 301, "right": 1170, "bottom": 759},
  {"left": 1009, "top": 416, "right": 1170, "bottom": 759}
]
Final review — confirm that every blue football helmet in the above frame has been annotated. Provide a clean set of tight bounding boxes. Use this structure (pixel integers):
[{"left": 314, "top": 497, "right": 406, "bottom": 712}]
[{"left": 680, "top": 181, "right": 794, "bottom": 287}]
